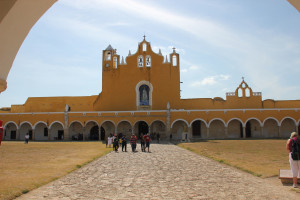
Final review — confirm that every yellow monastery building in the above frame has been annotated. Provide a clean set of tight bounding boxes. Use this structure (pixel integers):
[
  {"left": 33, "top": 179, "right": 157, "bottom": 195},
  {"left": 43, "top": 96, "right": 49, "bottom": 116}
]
[{"left": 1, "top": 38, "right": 300, "bottom": 141}]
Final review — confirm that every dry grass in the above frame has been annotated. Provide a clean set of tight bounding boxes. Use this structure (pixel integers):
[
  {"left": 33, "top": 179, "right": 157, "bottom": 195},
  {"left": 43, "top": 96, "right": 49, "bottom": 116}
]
[
  {"left": 178, "top": 139, "right": 289, "bottom": 178},
  {"left": 0, "top": 141, "right": 111, "bottom": 200}
]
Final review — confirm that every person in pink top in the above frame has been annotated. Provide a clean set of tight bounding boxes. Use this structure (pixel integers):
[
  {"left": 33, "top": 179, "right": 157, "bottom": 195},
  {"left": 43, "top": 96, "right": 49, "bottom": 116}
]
[
  {"left": 143, "top": 133, "right": 151, "bottom": 153},
  {"left": 286, "top": 132, "right": 300, "bottom": 188}
]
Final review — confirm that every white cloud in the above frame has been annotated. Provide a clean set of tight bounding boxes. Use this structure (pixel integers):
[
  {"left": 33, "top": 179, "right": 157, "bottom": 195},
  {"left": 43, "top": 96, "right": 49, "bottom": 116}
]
[
  {"left": 180, "top": 69, "right": 188, "bottom": 73},
  {"left": 191, "top": 74, "right": 230, "bottom": 87}
]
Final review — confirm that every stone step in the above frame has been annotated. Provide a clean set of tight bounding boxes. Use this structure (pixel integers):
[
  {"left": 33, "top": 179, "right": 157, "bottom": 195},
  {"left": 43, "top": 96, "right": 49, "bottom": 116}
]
[{"left": 279, "top": 169, "right": 300, "bottom": 184}]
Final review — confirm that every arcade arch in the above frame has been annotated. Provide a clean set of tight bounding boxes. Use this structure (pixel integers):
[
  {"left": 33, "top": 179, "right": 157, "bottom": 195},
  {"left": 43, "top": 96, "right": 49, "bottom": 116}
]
[
  {"left": 227, "top": 119, "right": 243, "bottom": 139},
  {"left": 19, "top": 122, "right": 32, "bottom": 140},
  {"left": 191, "top": 119, "right": 207, "bottom": 139},
  {"left": 4, "top": 122, "right": 18, "bottom": 140},
  {"left": 171, "top": 119, "right": 189, "bottom": 140},
  {"left": 150, "top": 120, "right": 167, "bottom": 140},
  {"left": 263, "top": 118, "right": 279, "bottom": 138},
  {"left": 49, "top": 121, "right": 64, "bottom": 140},
  {"left": 280, "top": 117, "right": 296, "bottom": 138},
  {"left": 245, "top": 118, "right": 262, "bottom": 138},
  {"left": 208, "top": 119, "right": 226, "bottom": 139},
  {"left": 69, "top": 121, "right": 84, "bottom": 140},
  {"left": 34, "top": 121, "right": 48, "bottom": 141},
  {"left": 117, "top": 121, "right": 132, "bottom": 138}
]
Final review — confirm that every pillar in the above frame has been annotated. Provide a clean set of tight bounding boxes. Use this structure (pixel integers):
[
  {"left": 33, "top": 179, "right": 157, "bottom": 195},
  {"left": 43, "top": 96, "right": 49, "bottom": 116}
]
[
  {"left": 260, "top": 126, "right": 264, "bottom": 138},
  {"left": 98, "top": 126, "right": 101, "bottom": 141},
  {"left": 32, "top": 129, "right": 35, "bottom": 141},
  {"left": 224, "top": 126, "right": 228, "bottom": 138},
  {"left": 243, "top": 126, "right": 246, "bottom": 138},
  {"left": 207, "top": 127, "right": 210, "bottom": 139},
  {"left": 64, "top": 111, "right": 69, "bottom": 140},
  {"left": 17, "top": 128, "right": 20, "bottom": 140}
]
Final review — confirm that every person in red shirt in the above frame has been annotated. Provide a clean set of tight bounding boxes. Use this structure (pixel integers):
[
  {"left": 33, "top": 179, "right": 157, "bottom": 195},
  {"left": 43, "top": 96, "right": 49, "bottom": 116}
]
[
  {"left": 286, "top": 132, "right": 300, "bottom": 188},
  {"left": 143, "top": 133, "right": 151, "bottom": 153},
  {"left": 130, "top": 134, "right": 137, "bottom": 152}
]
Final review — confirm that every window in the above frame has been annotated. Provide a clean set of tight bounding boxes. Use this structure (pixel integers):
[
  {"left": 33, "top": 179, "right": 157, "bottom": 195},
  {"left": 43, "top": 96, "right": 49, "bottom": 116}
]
[
  {"left": 146, "top": 56, "right": 151, "bottom": 67},
  {"left": 238, "top": 88, "right": 243, "bottom": 97},
  {"left": 44, "top": 128, "right": 48, "bottom": 137},
  {"left": 245, "top": 88, "right": 250, "bottom": 97},
  {"left": 143, "top": 43, "right": 147, "bottom": 51},
  {"left": 172, "top": 55, "right": 177, "bottom": 66},
  {"left": 105, "top": 51, "right": 111, "bottom": 61},
  {"left": 138, "top": 56, "right": 143, "bottom": 67},
  {"left": 113, "top": 57, "right": 118, "bottom": 68}
]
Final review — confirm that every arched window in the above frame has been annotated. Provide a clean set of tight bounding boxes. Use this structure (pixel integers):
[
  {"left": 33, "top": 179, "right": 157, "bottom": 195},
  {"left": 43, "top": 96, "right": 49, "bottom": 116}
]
[
  {"left": 143, "top": 43, "right": 147, "bottom": 51},
  {"left": 172, "top": 55, "right": 177, "bottom": 66},
  {"left": 139, "top": 85, "right": 150, "bottom": 106},
  {"left": 138, "top": 56, "right": 143, "bottom": 67},
  {"left": 146, "top": 56, "right": 151, "bottom": 67},
  {"left": 105, "top": 51, "right": 111, "bottom": 61},
  {"left": 245, "top": 88, "right": 250, "bottom": 97},
  {"left": 113, "top": 57, "right": 117, "bottom": 69},
  {"left": 238, "top": 88, "right": 243, "bottom": 97}
]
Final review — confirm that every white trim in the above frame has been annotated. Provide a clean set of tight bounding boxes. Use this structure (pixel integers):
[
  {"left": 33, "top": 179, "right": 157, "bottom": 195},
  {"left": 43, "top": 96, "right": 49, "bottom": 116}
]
[
  {"left": 85, "top": 120, "right": 99, "bottom": 127},
  {"left": 4, "top": 121, "right": 18, "bottom": 129},
  {"left": 20, "top": 121, "right": 33, "bottom": 129},
  {"left": 190, "top": 118, "right": 208, "bottom": 128},
  {"left": 100, "top": 120, "right": 116, "bottom": 127},
  {"left": 117, "top": 120, "right": 132, "bottom": 128},
  {"left": 133, "top": 120, "right": 149, "bottom": 128},
  {"left": 49, "top": 121, "right": 64, "bottom": 129},
  {"left": 149, "top": 120, "right": 166, "bottom": 128},
  {"left": 135, "top": 80, "right": 153, "bottom": 107},
  {"left": 208, "top": 118, "right": 226, "bottom": 127},
  {"left": 280, "top": 117, "right": 297, "bottom": 126},
  {"left": 263, "top": 117, "right": 280, "bottom": 126},
  {"left": 245, "top": 117, "right": 263, "bottom": 127},
  {"left": 226, "top": 118, "right": 244, "bottom": 127},
  {"left": 1, "top": 107, "right": 300, "bottom": 116},
  {"left": 33, "top": 121, "right": 48, "bottom": 129},
  {"left": 171, "top": 119, "right": 189, "bottom": 128},
  {"left": 69, "top": 121, "right": 84, "bottom": 128}
]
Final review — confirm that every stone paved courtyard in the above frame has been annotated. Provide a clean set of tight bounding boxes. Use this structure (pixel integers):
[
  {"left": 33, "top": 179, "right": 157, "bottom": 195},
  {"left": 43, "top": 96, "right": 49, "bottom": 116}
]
[{"left": 17, "top": 143, "right": 299, "bottom": 199}]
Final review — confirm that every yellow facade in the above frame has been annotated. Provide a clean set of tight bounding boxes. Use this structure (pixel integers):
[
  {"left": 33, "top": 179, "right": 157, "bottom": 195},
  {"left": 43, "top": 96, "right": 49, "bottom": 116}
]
[{"left": 1, "top": 38, "right": 300, "bottom": 141}]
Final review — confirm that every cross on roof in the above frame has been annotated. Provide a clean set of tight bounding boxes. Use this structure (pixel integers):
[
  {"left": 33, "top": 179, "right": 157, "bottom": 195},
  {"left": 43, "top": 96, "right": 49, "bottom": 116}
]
[
  {"left": 143, "top": 34, "right": 146, "bottom": 40},
  {"left": 242, "top": 76, "right": 244, "bottom": 81}
]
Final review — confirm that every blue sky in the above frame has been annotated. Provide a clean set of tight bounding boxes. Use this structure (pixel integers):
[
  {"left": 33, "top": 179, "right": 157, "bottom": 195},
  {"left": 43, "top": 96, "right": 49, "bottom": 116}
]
[{"left": 1, "top": 0, "right": 300, "bottom": 108}]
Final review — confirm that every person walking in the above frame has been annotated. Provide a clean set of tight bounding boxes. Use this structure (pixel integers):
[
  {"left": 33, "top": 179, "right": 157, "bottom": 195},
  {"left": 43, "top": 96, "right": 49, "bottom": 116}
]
[
  {"left": 130, "top": 134, "right": 137, "bottom": 152},
  {"left": 121, "top": 136, "right": 127, "bottom": 152},
  {"left": 113, "top": 135, "right": 119, "bottom": 152},
  {"left": 143, "top": 133, "right": 151, "bottom": 152},
  {"left": 140, "top": 133, "right": 145, "bottom": 152},
  {"left": 286, "top": 132, "right": 300, "bottom": 188},
  {"left": 25, "top": 133, "right": 29, "bottom": 144},
  {"left": 108, "top": 134, "right": 113, "bottom": 148}
]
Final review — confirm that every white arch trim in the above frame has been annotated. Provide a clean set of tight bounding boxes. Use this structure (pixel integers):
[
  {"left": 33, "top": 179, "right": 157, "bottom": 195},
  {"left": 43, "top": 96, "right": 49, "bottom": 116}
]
[
  {"left": 117, "top": 120, "right": 133, "bottom": 128},
  {"left": 226, "top": 118, "right": 244, "bottom": 127},
  {"left": 208, "top": 118, "right": 226, "bottom": 127},
  {"left": 85, "top": 120, "right": 99, "bottom": 127},
  {"left": 263, "top": 117, "right": 280, "bottom": 126},
  {"left": 171, "top": 119, "right": 189, "bottom": 128},
  {"left": 280, "top": 117, "right": 297, "bottom": 126},
  {"left": 69, "top": 120, "right": 84, "bottom": 128},
  {"left": 19, "top": 121, "right": 33, "bottom": 129},
  {"left": 149, "top": 120, "right": 167, "bottom": 128},
  {"left": 133, "top": 120, "right": 150, "bottom": 128},
  {"left": 190, "top": 118, "right": 208, "bottom": 128},
  {"left": 33, "top": 121, "right": 48, "bottom": 129},
  {"left": 49, "top": 121, "right": 64, "bottom": 129},
  {"left": 245, "top": 117, "right": 263, "bottom": 127},
  {"left": 135, "top": 80, "right": 153, "bottom": 107},
  {"left": 4, "top": 121, "right": 18, "bottom": 129},
  {"left": 100, "top": 120, "right": 116, "bottom": 127}
]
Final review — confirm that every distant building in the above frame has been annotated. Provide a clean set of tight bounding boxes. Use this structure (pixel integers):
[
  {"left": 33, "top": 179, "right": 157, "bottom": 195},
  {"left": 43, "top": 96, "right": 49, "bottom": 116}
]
[{"left": 1, "top": 38, "right": 300, "bottom": 141}]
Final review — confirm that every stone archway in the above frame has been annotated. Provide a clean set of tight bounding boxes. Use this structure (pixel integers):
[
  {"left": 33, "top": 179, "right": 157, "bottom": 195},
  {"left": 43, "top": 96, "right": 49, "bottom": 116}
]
[
  {"left": 85, "top": 121, "right": 99, "bottom": 140},
  {"left": 34, "top": 122, "right": 48, "bottom": 141},
  {"left": 263, "top": 118, "right": 279, "bottom": 138},
  {"left": 150, "top": 120, "right": 166, "bottom": 140},
  {"left": 49, "top": 122, "right": 64, "bottom": 140},
  {"left": 100, "top": 121, "right": 115, "bottom": 138},
  {"left": 227, "top": 119, "right": 243, "bottom": 139},
  {"left": 191, "top": 120, "right": 207, "bottom": 139},
  {"left": 245, "top": 119, "right": 262, "bottom": 138},
  {"left": 19, "top": 122, "right": 33, "bottom": 140},
  {"left": 4, "top": 122, "right": 18, "bottom": 140},
  {"left": 117, "top": 121, "right": 132, "bottom": 139},
  {"left": 280, "top": 118, "right": 296, "bottom": 138},
  {"left": 69, "top": 121, "right": 84, "bottom": 140},
  {"left": 171, "top": 120, "right": 188, "bottom": 141},
  {"left": 208, "top": 119, "right": 225, "bottom": 139},
  {"left": 133, "top": 121, "right": 149, "bottom": 139}
]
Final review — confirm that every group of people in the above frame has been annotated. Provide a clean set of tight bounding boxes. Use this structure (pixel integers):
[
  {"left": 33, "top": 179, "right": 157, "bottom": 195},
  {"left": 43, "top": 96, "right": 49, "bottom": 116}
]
[{"left": 106, "top": 133, "right": 151, "bottom": 153}]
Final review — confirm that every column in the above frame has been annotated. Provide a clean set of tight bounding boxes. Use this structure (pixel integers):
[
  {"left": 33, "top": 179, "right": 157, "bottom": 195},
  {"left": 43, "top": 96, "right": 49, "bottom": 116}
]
[
  {"left": 17, "top": 128, "right": 20, "bottom": 140},
  {"left": 64, "top": 111, "right": 69, "bottom": 141},
  {"left": 260, "top": 126, "right": 264, "bottom": 138},
  {"left": 98, "top": 126, "right": 101, "bottom": 141},
  {"left": 242, "top": 126, "right": 246, "bottom": 138},
  {"left": 32, "top": 129, "right": 35, "bottom": 141},
  {"left": 48, "top": 128, "right": 51, "bottom": 141},
  {"left": 187, "top": 126, "right": 192, "bottom": 142},
  {"left": 278, "top": 125, "right": 280, "bottom": 138},
  {"left": 83, "top": 127, "right": 86, "bottom": 141},
  {"left": 206, "top": 127, "right": 210, "bottom": 139}
]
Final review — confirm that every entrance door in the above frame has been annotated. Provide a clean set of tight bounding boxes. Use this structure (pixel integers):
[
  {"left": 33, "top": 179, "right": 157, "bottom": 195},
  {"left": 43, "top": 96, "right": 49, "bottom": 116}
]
[
  {"left": 90, "top": 126, "right": 99, "bottom": 140},
  {"left": 138, "top": 121, "right": 149, "bottom": 138},
  {"left": 246, "top": 122, "right": 251, "bottom": 138},
  {"left": 58, "top": 130, "right": 64, "bottom": 140}
]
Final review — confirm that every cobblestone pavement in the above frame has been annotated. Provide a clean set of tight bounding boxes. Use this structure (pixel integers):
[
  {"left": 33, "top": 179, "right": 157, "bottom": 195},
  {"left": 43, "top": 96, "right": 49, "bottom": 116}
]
[{"left": 17, "top": 143, "right": 299, "bottom": 200}]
